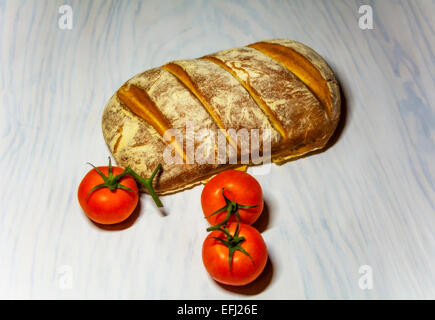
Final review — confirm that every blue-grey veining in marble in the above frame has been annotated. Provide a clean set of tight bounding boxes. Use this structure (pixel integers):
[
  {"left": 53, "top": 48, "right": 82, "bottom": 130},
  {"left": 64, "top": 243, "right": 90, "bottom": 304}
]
[{"left": 0, "top": 0, "right": 434, "bottom": 299}]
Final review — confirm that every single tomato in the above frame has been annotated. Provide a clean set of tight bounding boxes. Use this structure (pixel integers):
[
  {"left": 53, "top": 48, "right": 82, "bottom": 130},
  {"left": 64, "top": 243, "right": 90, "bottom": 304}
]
[
  {"left": 201, "top": 170, "right": 263, "bottom": 226},
  {"left": 77, "top": 162, "right": 139, "bottom": 225},
  {"left": 202, "top": 223, "right": 268, "bottom": 286}
]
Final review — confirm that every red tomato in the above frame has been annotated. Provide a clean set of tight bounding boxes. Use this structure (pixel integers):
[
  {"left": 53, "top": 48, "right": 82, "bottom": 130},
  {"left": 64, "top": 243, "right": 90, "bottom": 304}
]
[
  {"left": 77, "top": 166, "right": 138, "bottom": 225},
  {"left": 202, "top": 223, "right": 268, "bottom": 286},
  {"left": 201, "top": 170, "right": 263, "bottom": 226}
]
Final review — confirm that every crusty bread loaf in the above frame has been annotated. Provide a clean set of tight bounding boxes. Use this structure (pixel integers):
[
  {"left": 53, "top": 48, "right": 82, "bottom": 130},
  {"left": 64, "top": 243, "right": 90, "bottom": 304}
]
[{"left": 102, "top": 39, "right": 341, "bottom": 194}]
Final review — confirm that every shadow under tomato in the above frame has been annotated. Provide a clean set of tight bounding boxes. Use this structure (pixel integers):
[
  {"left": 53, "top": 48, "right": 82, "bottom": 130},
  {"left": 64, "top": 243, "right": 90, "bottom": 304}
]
[
  {"left": 89, "top": 201, "right": 141, "bottom": 231},
  {"left": 215, "top": 256, "right": 274, "bottom": 295},
  {"left": 252, "top": 200, "right": 270, "bottom": 233}
]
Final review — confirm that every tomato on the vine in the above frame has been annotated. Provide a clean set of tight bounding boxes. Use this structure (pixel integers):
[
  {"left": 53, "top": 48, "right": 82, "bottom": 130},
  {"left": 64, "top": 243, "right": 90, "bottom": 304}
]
[
  {"left": 78, "top": 164, "right": 139, "bottom": 225},
  {"left": 202, "top": 222, "right": 268, "bottom": 286},
  {"left": 201, "top": 170, "right": 263, "bottom": 226},
  {"left": 78, "top": 158, "right": 163, "bottom": 225}
]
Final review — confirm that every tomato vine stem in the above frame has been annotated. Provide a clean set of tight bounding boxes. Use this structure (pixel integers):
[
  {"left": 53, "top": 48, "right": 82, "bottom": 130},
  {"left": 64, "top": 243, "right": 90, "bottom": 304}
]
[
  {"left": 124, "top": 164, "right": 163, "bottom": 207},
  {"left": 206, "top": 188, "right": 257, "bottom": 232},
  {"left": 211, "top": 222, "right": 253, "bottom": 270},
  {"left": 86, "top": 157, "right": 164, "bottom": 207},
  {"left": 205, "top": 187, "right": 256, "bottom": 270}
]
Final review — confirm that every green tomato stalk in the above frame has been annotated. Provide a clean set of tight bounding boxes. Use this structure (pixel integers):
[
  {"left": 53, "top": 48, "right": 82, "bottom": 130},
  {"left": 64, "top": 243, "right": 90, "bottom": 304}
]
[
  {"left": 210, "top": 222, "right": 254, "bottom": 271},
  {"left": 205, "top": 188, "right": 257, "bottom": 232},
  {"left": 86, "top": 157, "right": 163, "bottom": 207},
  {"left": 205, "top": 188, "right": 257, "bottom": 270}
]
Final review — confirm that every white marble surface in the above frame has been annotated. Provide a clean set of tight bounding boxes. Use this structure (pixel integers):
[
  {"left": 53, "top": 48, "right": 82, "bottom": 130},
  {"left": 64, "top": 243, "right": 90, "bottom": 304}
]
[{"left": 0, "top": 0, "right": 434, "bottom": 299}]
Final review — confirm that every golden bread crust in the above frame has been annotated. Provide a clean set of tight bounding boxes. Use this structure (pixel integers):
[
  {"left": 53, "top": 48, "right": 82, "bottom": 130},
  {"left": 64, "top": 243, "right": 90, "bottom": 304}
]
[{"left": 102, "top": 39, "right": 341, "bottom": 194}]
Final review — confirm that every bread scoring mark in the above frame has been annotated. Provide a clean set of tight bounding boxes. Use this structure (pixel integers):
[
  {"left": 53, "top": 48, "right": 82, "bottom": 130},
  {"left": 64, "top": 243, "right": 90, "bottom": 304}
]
[
  {"left": 113, "top": 123, "right": 124, "bottom": 154},
  {"left": 162, "top": 62, "right": 238, "bottom": 151},
  {"left": 117, "top": 84, "right": 170, "bottom": 136},
  {"left": 201, "top": 55, "right": 288, "bottom": 141},
  {"left": 162, "top": 63, "right": 225, "bottom": 129},
  {"left": 116, "top": 83, "right": 187, "bottom": 162},
  {"left": 248, "top": 42, "right": 332, "bottom": 118},
  {"left": 101, "top": 39, "right": 341, "bottom": 195}
]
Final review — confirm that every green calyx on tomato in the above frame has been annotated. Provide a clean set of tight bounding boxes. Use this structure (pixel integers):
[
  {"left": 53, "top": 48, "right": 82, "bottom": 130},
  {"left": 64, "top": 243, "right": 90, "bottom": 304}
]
[
  {"left": 205, "top": 187, "right": 257, "bottom": 271},
  {"left": 86, "top": 157, "right": 164, "bottom": 207},
  {"left": 210, "top": 222, "right": 253, "bottom": 271},
  {"left": 205, "top": 188, "right": 257, "bottom": 232},
  {"left": 201, "top": 170, "right": 267, "bottom": 285}
]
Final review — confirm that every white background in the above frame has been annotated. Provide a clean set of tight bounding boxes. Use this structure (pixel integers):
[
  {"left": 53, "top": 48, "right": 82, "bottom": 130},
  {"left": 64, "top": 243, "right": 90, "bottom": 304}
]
[{"left": 0, "top": 0, "right": 434, "bottom": 299}]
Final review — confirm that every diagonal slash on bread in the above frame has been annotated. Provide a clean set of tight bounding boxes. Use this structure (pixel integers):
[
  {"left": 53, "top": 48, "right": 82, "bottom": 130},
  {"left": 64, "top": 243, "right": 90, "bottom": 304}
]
[{"left": 101, "top": 39, "right": 341, "bottom": 194}]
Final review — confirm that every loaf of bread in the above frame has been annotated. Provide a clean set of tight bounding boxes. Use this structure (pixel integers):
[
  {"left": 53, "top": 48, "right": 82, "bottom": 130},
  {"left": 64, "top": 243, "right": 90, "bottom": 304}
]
[{"left": 102, "top": 39, "right": 341, "bottom": 194}]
